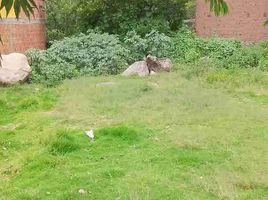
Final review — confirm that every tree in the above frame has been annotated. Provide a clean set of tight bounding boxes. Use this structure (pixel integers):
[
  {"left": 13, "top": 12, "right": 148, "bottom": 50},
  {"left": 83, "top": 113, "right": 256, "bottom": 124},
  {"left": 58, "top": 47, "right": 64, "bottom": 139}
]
[
  {"left": 206, "top": 0, "right": 268, "bottom": 24},
  {"left": 0, "top": 0, "right": 37, "bottom": 19},
  {"left": 206, "top": 0, "right": 228, "bottom": 16}
]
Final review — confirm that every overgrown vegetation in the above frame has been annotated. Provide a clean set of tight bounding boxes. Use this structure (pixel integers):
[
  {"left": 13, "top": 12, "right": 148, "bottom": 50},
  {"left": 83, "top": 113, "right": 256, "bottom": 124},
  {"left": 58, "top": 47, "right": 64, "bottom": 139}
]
[
  {"left": 27, "top": 26, "right": 268, "bottom": 86},
  {"left": 27, "top": 30, "right": 172, "bottom": 86},
  {"left": 46, "top": 0, "right": 188, "bottom": 41}
]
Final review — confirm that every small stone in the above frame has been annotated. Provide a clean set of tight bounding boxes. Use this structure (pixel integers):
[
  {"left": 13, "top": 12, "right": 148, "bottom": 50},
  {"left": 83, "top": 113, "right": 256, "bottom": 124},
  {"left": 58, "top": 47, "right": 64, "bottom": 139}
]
[{"left": 78, "top": 189, "right": 87, "bottom": 194}]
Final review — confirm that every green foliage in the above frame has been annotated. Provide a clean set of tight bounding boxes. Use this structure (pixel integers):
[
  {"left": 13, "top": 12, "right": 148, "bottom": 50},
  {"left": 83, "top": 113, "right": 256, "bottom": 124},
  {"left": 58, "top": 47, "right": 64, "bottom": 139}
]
[
  {"left": 88, "top": 0, "right": 187, "bottom": 35},
  {"left": 0, "top": 0, "right": 36, "bottom": 19},
  {"left": 45, "top": 0, "right": 91, "bottom": 42},
  {"left": 124, "top": 30, "right": 171, "bottom": 62},
  {"left": 27, "top": 30, "right": 174, "bottom": 86},
  {"left": 205, "top": 0, "right": 228, "bottom": 16},
  {"left": 171, "top": 26, "right": 201, "bottom": 62},
  {"left": 27, "top": 49, "right": 78, "bottom": 87},
  {"left": 27, "top": 31, "right": 129, "bottom": 86},
  {"left": 46, "top": 0, "right": 187, "bottom": 41},
  {"left": 226, "top": 45, "right": 263, "bottom": 68},
  {"left": 46, "top": 31, "right": 128, "bottom": 75},
  {"left": 27, "top": 27, "right": 268, "bottom": 87},
  {"left": 197, "top": 37, "right": 242, "bottom": 60},
  {"left": 170, "top": 27, "right": 268, "bottom": 70}
]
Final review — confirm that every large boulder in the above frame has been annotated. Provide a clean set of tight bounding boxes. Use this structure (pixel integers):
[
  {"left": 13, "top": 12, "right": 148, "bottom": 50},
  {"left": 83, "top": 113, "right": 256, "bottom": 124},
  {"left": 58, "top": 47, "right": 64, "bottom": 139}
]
[
  {"left": 122, "top": 61, "right": 149, "bottom": 77},
  {"left": 0, "top": 53, "right": 31, "bottom": 85},
  {"left": 158, "top": 58, "right": 172, "bottom": 72}
]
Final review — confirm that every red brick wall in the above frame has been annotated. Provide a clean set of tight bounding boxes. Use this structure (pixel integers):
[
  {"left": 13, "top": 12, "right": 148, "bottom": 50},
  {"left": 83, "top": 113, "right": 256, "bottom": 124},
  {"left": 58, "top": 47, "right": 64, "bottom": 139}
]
[
  {"left": 0, "top": 0, "right": 46, "bottom": 54},
  {"left": 196, "top": 0, "right": 268, "bottom": 42}
]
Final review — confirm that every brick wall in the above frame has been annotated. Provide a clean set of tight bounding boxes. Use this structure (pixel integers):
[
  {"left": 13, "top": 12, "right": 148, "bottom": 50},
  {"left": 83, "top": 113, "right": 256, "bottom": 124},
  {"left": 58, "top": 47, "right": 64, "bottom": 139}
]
[
  {"left": 196, "top": 0, "right": 268, "bottom": 42},
  {"left": 0, "top": 0, "right": 46, "bottom": 54}
]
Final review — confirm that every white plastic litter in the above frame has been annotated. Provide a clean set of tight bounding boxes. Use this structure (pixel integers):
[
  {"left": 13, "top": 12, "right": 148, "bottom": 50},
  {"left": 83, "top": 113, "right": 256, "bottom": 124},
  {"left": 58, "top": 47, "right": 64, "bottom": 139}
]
[{"left": 85, "top": 129, "right": 94, "bottom": 142}]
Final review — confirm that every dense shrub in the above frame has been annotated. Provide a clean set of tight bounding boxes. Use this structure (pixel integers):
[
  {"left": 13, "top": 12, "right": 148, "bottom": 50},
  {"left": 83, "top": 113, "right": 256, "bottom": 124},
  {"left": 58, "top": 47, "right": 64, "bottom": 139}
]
[
  {"left": 28, "top": 30, "right": 173, "bottom": 87},
  {"left": 46, "top": 31, "right": 128, "bottom": 75},
  {"left": 27, "top": 27, "right": 268, "bottom": 87},
  {"left": 170, "top": 26, "right": 200, "bottom": 62},
  {"left": 170, "top": 27, "right": 268, "bottom": 70},
  {"left": 170, "top": 26, "right": 242, "bottom": 63},
  {"left": 46, "top": 0, "right": 187, "bottom": 41},
  {"left": 197, "top": 37, "right": 242, "bottom": 60},
  {"left": 27, "top": 49, "right": 78, "bottom": 87},
  {"left": 27, "top": 31, "right": 129, "bottom": 86},
  {"left": 124, "top": 30, "right": 172, "bottom": 63},
  {"left": 225, "top": 46, "right": 262, "bottom": 68}
]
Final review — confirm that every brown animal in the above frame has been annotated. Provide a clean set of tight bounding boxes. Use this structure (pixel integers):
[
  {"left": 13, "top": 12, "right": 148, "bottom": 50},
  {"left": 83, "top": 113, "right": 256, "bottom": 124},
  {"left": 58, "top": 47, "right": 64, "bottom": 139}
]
[
  {"left": 146, "top": 55, "right": 171, "bottom": 74},
  {"left": 146, "top": 55, "right": 162, "bottom": 74}
]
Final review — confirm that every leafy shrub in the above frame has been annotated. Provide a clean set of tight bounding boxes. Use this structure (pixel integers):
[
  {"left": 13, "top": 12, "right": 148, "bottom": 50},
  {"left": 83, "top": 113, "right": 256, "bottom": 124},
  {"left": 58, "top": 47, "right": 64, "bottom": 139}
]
[
  {"left": 46, "top": 31, "right": 128, "bottom": 75},
  {"left": 197, "top": 37, "right": 242, "bottom": 60},
  {"left": 259, "top": 57, "right": 268, "bottom": 70},
  {"left": 170, "top": 26, "right": 201, "bottom": 62},
  {"left": 27, "top": 31, "right": 129, "bottom": 86},
  {"left": 27, "top": 49, "right": 78, "bottom": 87},
  {"left": 46, "top": 0, "right": 187, "bottom": 41},
  {"left": 31, "top": 63, "right": 78, "bottom": 87},
  {"left": 226, "top": 45, "right": 263, "bottom": 68},
  {"left": 27, "top": 27, "right": 268, "bottom": 87},
  {"left": 170, "top": 27, "right": 268, "bottom": 70},
  {"left": 124, "top": 30, "right": 171, "bottom": 63}
]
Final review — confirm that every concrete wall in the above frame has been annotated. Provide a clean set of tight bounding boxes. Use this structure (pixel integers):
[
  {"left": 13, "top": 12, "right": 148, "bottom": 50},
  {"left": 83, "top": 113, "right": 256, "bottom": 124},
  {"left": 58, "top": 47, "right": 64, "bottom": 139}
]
[
  {"left": 196, "top": 0, "right": 268, "bottom": 42},
  {"left": 0, "top": 0, "right": 46, "bottom": 54}
]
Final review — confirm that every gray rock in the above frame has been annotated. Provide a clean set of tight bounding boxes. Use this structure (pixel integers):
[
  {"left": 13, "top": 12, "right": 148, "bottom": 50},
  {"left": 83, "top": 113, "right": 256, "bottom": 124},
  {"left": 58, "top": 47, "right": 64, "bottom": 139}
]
[
  {"left": 122, "top": 61, "right": 149, "bottom": 77},
  {"left": 0, "top": 53, "right": 31, "bottom": 85},
  {"left": 158, "top": 58, "right": 172, "bottom": 72}
]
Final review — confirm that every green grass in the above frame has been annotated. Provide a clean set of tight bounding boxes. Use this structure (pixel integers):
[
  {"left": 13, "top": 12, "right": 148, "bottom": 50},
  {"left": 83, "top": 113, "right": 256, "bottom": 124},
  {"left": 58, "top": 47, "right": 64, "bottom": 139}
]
[{"left": 0, "top": 67, "right": 267, "bottom": 200}]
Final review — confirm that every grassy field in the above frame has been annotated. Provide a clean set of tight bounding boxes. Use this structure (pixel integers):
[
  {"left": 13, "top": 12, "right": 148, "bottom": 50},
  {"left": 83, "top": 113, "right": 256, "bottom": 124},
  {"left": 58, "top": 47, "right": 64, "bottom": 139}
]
[{"left": 0, "top": 66, "right": 267, "bottom": 200}]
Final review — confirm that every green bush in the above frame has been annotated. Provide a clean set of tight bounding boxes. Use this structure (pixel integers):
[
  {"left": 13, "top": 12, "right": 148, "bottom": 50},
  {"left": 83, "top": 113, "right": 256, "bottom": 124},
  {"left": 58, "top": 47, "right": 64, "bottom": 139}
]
[
  {"left": 46, "top": 0, "right": 187, "bottom": 41},
  {"left": 226, "top": 45, "right": 262, "bottom": 68},
  {"left": 46, "top": 31, "right": 129, "bottom": 75},
  {"left": 124, "top": 30, "right": 171, "bottom": 63},
  {"left": 27, "top": 31, "right": 129, "bottom": 86},
  {"left": 170, "top": 27, "right": 268, "bottom": 70},
  {"left": 197, "top": 37, "right": 242, "bottom": 60},
  {"left": 27, "top": 49, "right": 78, "bottom": 87},
  {"left": 28, "top": 30, "right": 173, "bottom": 87},
  {"left": 170, "top": 27, "right": 201, "bottom": 62},
  {"left": 27, "top": 27, "right": 268, "bottom": 87}
]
